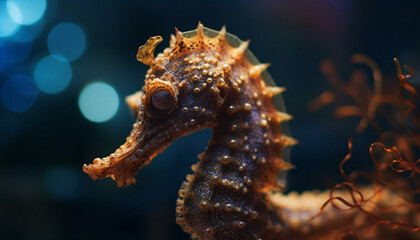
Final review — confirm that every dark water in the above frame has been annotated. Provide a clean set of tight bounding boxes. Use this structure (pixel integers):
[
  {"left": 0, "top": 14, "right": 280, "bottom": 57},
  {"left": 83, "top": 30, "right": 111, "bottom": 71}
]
[{"left": 1, "top": 0, "right": 419, "bottom": 239}]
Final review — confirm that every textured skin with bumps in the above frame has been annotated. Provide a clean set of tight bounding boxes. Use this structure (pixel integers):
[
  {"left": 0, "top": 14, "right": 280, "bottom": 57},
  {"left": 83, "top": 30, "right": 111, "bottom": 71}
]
[{"left": 83, "top": 24, "right": 416, "bottom": 239}]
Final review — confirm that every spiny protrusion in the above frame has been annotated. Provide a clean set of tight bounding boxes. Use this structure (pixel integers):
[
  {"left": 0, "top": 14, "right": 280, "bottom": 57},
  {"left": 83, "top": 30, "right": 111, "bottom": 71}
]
[
  {"left": 169, "top": 34, "right": 176, "bottom": 47},
  {"left": 218, "top": 25, "right": 227, "bottom": 42},
  {"left": 175, "top": 27, "right": 184, "bottom": 41},
  {"left": 278, "top": 159, "right": 295, "bottom": 170},
  {"left": 196, "top": 21, "right": 205, "bottom": 39},
  {"left": 249, "top": 63, "right": 270, "bottom": 77},
  {"left": 273, "top": 111, "right": 293, "bottom": 123},
  {"left": 277, "top": 135, "right": 298, "bottom": 147},
  {"left": 137, "top": 36, "right": 163, "bottom": 66},
  {"left": 264, "top": 86, "right": 286, "bottom": 97},
  {"left": 231, "top": 40, "right": 250, "bottom": 59}
]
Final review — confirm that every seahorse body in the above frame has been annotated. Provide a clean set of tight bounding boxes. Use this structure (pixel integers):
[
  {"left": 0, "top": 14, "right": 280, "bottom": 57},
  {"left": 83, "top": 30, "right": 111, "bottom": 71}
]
[{"left": 83, "top": 23, "right": 418, "bottom": 240}]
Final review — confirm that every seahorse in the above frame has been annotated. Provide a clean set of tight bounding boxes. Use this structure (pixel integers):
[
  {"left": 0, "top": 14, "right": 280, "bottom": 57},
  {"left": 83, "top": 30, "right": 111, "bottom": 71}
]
[{"left": 83, "top": 23, "right": 419, "bottom": 240}]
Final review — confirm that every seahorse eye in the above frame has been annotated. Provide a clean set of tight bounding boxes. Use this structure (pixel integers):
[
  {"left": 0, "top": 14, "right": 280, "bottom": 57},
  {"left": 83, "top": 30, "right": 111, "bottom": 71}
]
[
  {"left": 151, "top": 90, "right": 174, "bottom": 110},
  {"left": 143, "top": 78, "right": 177, "bottom": 119},
  {"left": 146, "top": 88, "right": 176, "bottom": 119}
]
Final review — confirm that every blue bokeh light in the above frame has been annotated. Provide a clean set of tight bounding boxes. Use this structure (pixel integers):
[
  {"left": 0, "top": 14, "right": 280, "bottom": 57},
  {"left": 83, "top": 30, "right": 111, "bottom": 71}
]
[
  {"left": 0, "top": 40, "right": 32, "bottom": 63},
  {"left": 48, "top": 22, "right": 86, "bottom": 61},
  {"left": 7, "top": 0, "right": 46, "bottom": 25},
  {"left": 9, "top": 18, "right": 46, "bottom": 43},
  {"left": 8, "top": 27, "right": 33, "bottom": 43},
  {"left": 34, "top": 55, "right": 72, "bottom": 94},
  {"left": 1, "top": 74, "right": 38, "bottom": 112},
  {"left": 0, "top": 1, "right": 20, "bottom": 37},
  {"left": 78, "top": 82, "right": 120, "bottom": 123}
]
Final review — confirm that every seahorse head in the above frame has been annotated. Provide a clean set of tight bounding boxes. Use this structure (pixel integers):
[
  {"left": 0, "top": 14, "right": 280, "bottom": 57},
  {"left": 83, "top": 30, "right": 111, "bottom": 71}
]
[{"left": 83, "top": 23, "right": 232, "bottom": 186}]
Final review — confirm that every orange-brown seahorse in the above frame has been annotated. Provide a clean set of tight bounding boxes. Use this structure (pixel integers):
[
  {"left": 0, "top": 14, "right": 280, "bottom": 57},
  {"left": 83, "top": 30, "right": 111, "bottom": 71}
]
[{"left": 83, "top": 23, "right": 419, "bottom": 240}]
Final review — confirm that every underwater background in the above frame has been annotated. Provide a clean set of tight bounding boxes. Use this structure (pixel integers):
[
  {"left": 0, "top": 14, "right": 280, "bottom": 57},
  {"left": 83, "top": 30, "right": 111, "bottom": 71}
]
[{"left": 0, "top": 0, "right": 419, "bottom": 239}]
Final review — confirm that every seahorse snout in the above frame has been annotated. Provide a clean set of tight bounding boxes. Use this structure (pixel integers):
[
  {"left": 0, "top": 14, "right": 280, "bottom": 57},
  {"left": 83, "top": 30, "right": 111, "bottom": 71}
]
[{"left": 83, "top": 119, "right": 155, "bottom": 187}]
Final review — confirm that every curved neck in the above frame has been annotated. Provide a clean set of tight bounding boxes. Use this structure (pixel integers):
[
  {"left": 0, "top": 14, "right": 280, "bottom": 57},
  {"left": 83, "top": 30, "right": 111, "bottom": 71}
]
[
  {"left": 176, "top": 78, "right": 292, "bottom": 239},
  {"left": 207, "top": 87, "right": 284, "bottom": 191}
]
